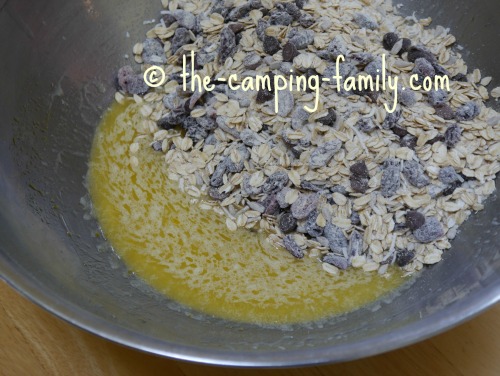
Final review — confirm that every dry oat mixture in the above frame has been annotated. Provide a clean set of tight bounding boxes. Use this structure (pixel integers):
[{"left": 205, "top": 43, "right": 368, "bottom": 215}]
[{"left": 113, "top": 0, "right": 500, "bottom": 276}]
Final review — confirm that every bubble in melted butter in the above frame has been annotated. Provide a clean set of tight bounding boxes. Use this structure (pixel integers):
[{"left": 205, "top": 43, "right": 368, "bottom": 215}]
[{"left": 88, "top": 103, "right": 405, "bottom": 325}]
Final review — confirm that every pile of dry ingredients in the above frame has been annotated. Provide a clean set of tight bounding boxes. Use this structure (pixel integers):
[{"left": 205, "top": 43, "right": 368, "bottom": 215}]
[{"left": 114, "top": 0, "right": 500, "bottom": 276}]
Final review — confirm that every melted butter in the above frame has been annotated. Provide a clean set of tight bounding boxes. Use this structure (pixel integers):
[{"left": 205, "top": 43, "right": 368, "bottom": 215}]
[{"left": 88, "top": 102, "right": 405, "bottom": 325}]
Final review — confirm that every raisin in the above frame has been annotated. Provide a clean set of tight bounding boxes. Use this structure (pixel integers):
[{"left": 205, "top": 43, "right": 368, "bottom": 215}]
[
  {"left": 305, "top": 210, "right": 324, "bottom": 237},
  {"left": 317, "top": 108, "right": 337, "bottom": 126},
  {"left": 407, "top": 46, "right": 436, "bottom": 64},
  {"left": 276, "top": 187, "right": 292, "bottom": 208},
  {"left": 395, "top": 249, "right": 415, "bottom": 267},
  {"left": 348, "top": 230, "right": 364, "bottom": 257},
  {"left": 365, "top": 59, "right": 383, "bottom": 78},
  {"left": 351, "top": 211, "right": 361, "bottom": 225},
  {"left": 350, "top": 52, "right": 375, "bottom": 67},
  {"left": 243, "top": 52, "right": 261, "bottom": 69},
  {"left": 291, "top": 106, "right": 310, "bottom": 129},
  {"left": 357, "top": 118, "right": 376, "bottom": 133},
  {"left": 210, "top": 159, "right": 228, "bottom": 187},
  {"left": 322, "top": 253, "right": 349, "bottom": 270},
  {"left": 279, "top": 212, "right": 297, "bottom": 233},
  {"left": 412, "top": 58, "right": 435, "bottom": 83},
  {"left": 413, "top": 217, "right": 444, "bottom": 243},
  {"left": 283, "top": 235, "right": 304, "bottom": 258},
  {"left": 353, "top": 13, "right": 378, "bottom": 30},
  {"left": 228, "top": 4, "right": 253, "bottom": 21},
  {"left": 326, "top": 36, "right": 348, "bottom": 59},
  {"left": 142, "top": 38, "right": 167, "bottom": 64},
  {"left": 455, "top": 102, "right": 480, "bottom": 121},
  {"left": 226, "top": 146, "right": 250, "bottom": 173},
  {"left": 324, "top": 222, "right": 349, "bottom": 256},
  {"left": 262, "top": 194, "right": 281, "bottom": 215},
  {"left": 263, "top": 35, "right": 281, "bottom": 55},
  {"left": 171, "top": 28, "right": 192, "bottom": 54},
  {"left": 117, "top": 66, "right": 149, "bottom": 95},
  {"left": 240, "top": 129, "right": 261, "bottom": 147},
  {"left": 381, "top": 158, "right": 401, "bottom": 197},
  {"left": 291, "top": 193, "right": 319, "bottom": 219},
  {"left": 276, "top": 89, "right": 295, "bottom": 117},
  {"left": 428, "top": 89, "right": 448, "bottom": 107},
  {"left": 299, "top": 13, "right": 315, "bottom": 28},
  {"left": 382, "top": 108, "right": 401, "bottom": 129},
  {"left": 438, "top": 166, "right": 462, "bottom": 185},
  {"left": 242, "top": 174, "right": 263, "bottom": 197},
  {"left": 402, "top": 160, "right": 430, "bottom": 188},
  {"left": 161, "top": 13, "right": 177, "bottom": 27},
  {"left": 262, "top": 170, "right": 289, "bottom": 193},
  {"left": 269, "top": 11, "right": 293, "bottom": 26},
  {"left": 295, "top": 0, "right": 306, "bottom": 9},
  {"left": 383, "top": 32, "right": 399, "bottom": 50},
  {"left": 406, "top": 211, "right": 425, "bottom": 231},
  {"left": 434, "top": 105, "right": 455, "bottom": 120},
  {"left": 171, "top": 9, "right": 196, "bottom": 30},
  {"left": 398, "top": 88, "right": 416, "bottom": 107},
  {"left": 186, "top": 125, "right": 208, "bottom": 142},
  {"left": 256, "top": 19, "right": 269, "bottom": 41},
  {"left": 277, "top": 2, "right": 301, "bottom": 20},
  {"left": 196, "top": 116, "right": 216, "bottom": 131},
  {"left": 309, "top": 140, "right": 343, "bottom": 168},
  {"left": 433, "top": 64, "right": 449, "bottom": 77},
  {"left": 444, "top": 124, "right": 462, "bottom": 148},
  {"left": 301, "top": 181, "right": 324, "bottom": 192},
  {"left": 400, "top": 134, "right": 417, "bottom": 149},
  {"left": 219, "top": 26, "right": 237, "bottom": 63},
  {"left": 289, "top": 30, "right": 315, "bottom": 50},
  {"left": 208, "top": 187, "right": 230, "bottom": 201},
  {"left": 331, "top": 185, "right": 347, "bottom": 195}
]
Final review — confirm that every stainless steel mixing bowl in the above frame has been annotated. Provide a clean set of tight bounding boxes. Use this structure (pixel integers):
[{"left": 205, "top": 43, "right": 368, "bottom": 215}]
[{"left": 1, "top": 0, "right": 499, "bottom": 367}]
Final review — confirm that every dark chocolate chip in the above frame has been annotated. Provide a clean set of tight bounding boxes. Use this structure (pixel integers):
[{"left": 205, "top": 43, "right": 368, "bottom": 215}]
[
  {"left": 406, "top": 211, "right": 425, "bottom": 231},
  {"left": 400, "top": 134, "right": 417, "bottom": 149},
  {"left": 407, "top": 46, "right": 436, "bottom": 64},
  {"left": 452, "top": 73, "right": 467, "bottom": 82},
  {"left": 444, "top": 124, "right": 462, "bottom": 148},
  {"left": 398, "top": 38, "right": 412, "bottom": 55},
  {"left": 396, "top": 249, "right": 415, "bottom": 267},
  {"left": 434, "top": 104, "right": 455, "bottom": 120},
  {"left": 282, "top": 42, "right": 300, "bottom": 62},
  {"left": 317, "top": 108, "right": 337, "bottom": 126},
  {"left": 283, "top": 235, "right": 304, "bottom": 258},
  {"left": 263, "top": 35, "right": 281, "bottom": 55},
  {"left": 382, "top": 32, "right": 399, "bottom": 50},
  {"left": 322, "top": 253, "right": 349, "bottom": 270},
  {"left": 392, "top": 125, "right": 409, "bottom": 138},
  {"left": 279, "top": 212, "right": 297, "bottom": 233}
]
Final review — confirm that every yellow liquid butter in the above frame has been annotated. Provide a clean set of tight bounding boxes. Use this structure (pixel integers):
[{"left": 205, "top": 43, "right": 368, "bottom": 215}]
[{"left": 88, "top": 103, "right": 405, "bottom": 325}]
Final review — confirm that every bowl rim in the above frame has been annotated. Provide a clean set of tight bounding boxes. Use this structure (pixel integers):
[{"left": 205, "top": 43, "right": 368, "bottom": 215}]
[{"left": 2, "top": 253, "right": 500, "bottom": 367}]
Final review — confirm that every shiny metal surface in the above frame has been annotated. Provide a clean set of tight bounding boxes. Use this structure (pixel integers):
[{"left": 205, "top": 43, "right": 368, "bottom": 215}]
[{"left": 0, "top": 0, "right": 499, "bottom": 367}]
